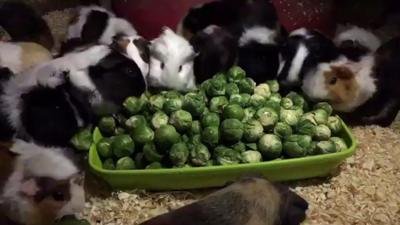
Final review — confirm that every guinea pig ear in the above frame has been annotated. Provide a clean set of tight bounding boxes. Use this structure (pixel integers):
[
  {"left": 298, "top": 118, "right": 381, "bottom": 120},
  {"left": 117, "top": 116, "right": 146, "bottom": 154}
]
[
  {"left": 20, "top": 178, "right": 40, "bottom": 197},
  {"left": 331, "top": 66, "right": 354, "bottom": 80},
  {"left": 133, "top": 37, "right": 151, "bottom": 63}
]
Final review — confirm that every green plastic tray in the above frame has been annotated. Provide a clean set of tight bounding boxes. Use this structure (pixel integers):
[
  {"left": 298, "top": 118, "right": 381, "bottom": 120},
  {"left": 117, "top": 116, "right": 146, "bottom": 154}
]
[{"left": 89, "top": 120, "right": 357, "bottom": 191}]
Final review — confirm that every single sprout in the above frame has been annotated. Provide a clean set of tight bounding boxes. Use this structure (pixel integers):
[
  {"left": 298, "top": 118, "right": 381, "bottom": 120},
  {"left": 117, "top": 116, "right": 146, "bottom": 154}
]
[
  {"left": 213, "top": 73, "right": 227, "bottom": 83},
  {"left": 327, "top": 116, "right": 342, "bottom": 134},
  {"left": 296, "top": 120, "right": 316, "bottom": 136},
  {"left": 229, "top": 93, "right": 251, "bottom": 107},
  {"left": 131, "top": 125, "right": 154, "bottom": 144},
  {"left": 143, "top": 142, "right": 163, "bottom": 162},
  {"left": 202, "top": 126, "right": 220, "bottom": 147},
  {"left": 98, "top": 117, "right": 116, "bottom": 135},
  {"left": 181, "top": 134, "right": 190, "bottom": 143},
  {"left": 169, "top": 142, "right": 189, "bottom": 166},
  {"left": 286, "top": 92, "right": 305, "bottom": 109},
  {"left": 269, "top": 93, "right": 282, "bottom": 103},
  {"left": 246, "top": 143, "right": 258, "bottom": 151},
  {"left": 190, "top": 120, "right": 202, "bottom": 135},
  {"left": 316, "top": 140, "right": 337, "bottom": 154},
  {"left": 241, "top": 151, "right": 262, "bottom": 163},
  {"left": 264, "top": 100, "right": 281, "bottom": 113},
  {"left": 249, "top": 94, "right": 266, "bottom": 109},
  {"left": 209, "top": 96, "right": 229, "bottom": 113},
  {"left": 280, "top": 109, "right": 300, "bottom": 126},
  {"left": 123, "top": 96, "right": 145, "bottom": 115},
  {"left": 242, "top": 107, "right": 256, "bottom": 122},
  {"left": 163, "top": 90, "right": 183, "bottom": 99},
  {"left": 145, "top": 162, "right": 163, "bottom": 169},
  {"left": 190, "top": 143, "right": 211, "bottom": 166},
  {"left": 254, "top": 83, "right": 271, "bottom": 98},
  {"left": 154, "top": 125, "right": 180, "bottom": 152},
  {"left": 112, "top": 134, "right": 135, "bottom": 158},
  {"left": 70, "top": 127, "right": 92, "bottom": 151},
  {"left": 190, "top": 134, "right": 202, "bottom": 145},
  {"left": 221, "top": 119, "right": 244, "bottom": 142},
  {"left": 315, "top": 124, "right": 331, "bottom": 140},
  {"left": 115, "top": 157, "right": 136, "bottom": 170},
  {"left": 283, "top": 135, "right": 312, "bottom": 158},
  {"left": 125, "top": 115, "right": 147, "bottom": 130},
  {"left": 114, "top": 127, "right": 125, "bottom": 135},
  {"left": 206, "top": 76, "right": 227, "bottom": 97},
  {"left": 223, "top": 104, "right": 245, "bottom": 120},
  {"left": 134, "top": 152, "right": 146, "bottom": 169},
  {"left": 330, "top": 137, "right": 347, "bottom": 151},
  {"left": 281, "top": 97, "right": 294, "bottom": 109},
  {"left": 243, "top": 119, "right": 264, "bottom": 142},
  {"left": 256, "top": 107, "right": 279, "bottom": 128},
  {"left": 227, "top": 66, "right": 246, "bottom": 82},
  {"left": 258, "top": 134, "right": 282, "bottom": 159},
  {"left": 149, "top": 95, "right": 165, "bottom": 112},
  {"left": 307, "top": 141, "right": 318, "bottom": 155},
  {"left": 225, "top": 83, "right": 240, "bottom": 96},
  {"left": 151, "top": 111, "right": 169, "bottom": 129},
  {"left": 274, "top": 122, "right": 293, "bottom": 138},
  {"left": 237, "top": 78, "right": 256, "bottom": 94},
  {"left": 313, "top": 109, "right": 329, "bottom": 124},
  {"left": 266, "top": 80, "right": 279, "bottom": 93},
  {"left": 314, "top": 102, "right": 333, "bottom": 116},
  {"left": 200, "top": 79, "right": 211, "bottom": 92},
  {"left": 214, "top": 146, "right": 241, "bottom": 165},
  {"left": 231, "top": 141, "right": 246, "bottom": 153},
  {"left": 300, "top": 112, "right": 318, "bottom": 125},
  {"left": 201, "top": 112, "right": 221, "bottom": 127},
  {"left": 163, "top": 97, "right": 183, "bottom": 115},
  {"left": 103, "top": 158, "right": 115, "bottom": 170},
  {"left": 169, "top": 110, "right": 193, "bottom": 132},
  {"left": 182, "top": 92, "right": 206, "bottom": 117},
  {"left": 97, "top": 138, "right": 112, "bottom": 158}
]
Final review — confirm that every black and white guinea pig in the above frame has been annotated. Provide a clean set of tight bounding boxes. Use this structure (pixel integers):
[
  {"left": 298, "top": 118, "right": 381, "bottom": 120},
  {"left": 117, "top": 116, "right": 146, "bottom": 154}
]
[
  {"left": 334, "top": 26, "right": 381, "bottom": 62},
  {"left": 277, "top": 28, "right": 340, "bottom": 91},
  {"left": 0, "top": 41, "right": 52, "bottom": 74},
  {"left": 0, "top": 42, "right": 146, "bottom": 147},
  {"left": 148, "top": 27, "right": 197, "bottom": 91},
  {"left": 0, "top": 140, "right": 85, "bottom": 225},
  {"left": 61, "top": 5, "right": 137, "bottom": 55},
  {"left": 140, "top": 176, "right": 308, "bottom": 225},
  {"left": 0, "top": 1, "right": 54, "bottom": 50},
  {"left": 190, "top": 25, "right": 237, "bottom": 83},
  {"left": 302, "top": 37, "right": 400, "bottom": 127}
]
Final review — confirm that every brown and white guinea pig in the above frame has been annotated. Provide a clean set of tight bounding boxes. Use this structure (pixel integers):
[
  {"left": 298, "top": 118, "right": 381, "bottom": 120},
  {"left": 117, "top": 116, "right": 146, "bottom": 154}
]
[
  {"left": 140, "top": 176, "right": 308, "bottom": 225},
  {"left": 0, "top": 140, "right": 85, "bottom": 225},
  {"left": 0, "top": 42, "right": 52, "bottom": 74},
  {"left": 60, "top": 5, "right": 137, "bottom": 55},
  {"left": 148, "top": 27, "right": 197, "bottom": 91},
  {"left": 302, "top": 37, "right": 400, "bottom": 127},
  {"left": 190, "top": 25, "right": 237, "bottom": 83},
  {"left": 0, "top": 41, "right": 147, "bottom": 147},
  {"left": 0, "top": 1, "right": 54, "bottom": 51}
]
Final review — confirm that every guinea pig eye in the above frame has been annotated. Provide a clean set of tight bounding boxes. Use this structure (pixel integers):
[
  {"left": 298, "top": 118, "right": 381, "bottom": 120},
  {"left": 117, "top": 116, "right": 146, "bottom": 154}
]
[
  {"left": 178, "top": 65, "right": 182, "bottom": 72},
  {"left": 125, "top": 68, "right": 133, "bottom": 74},
  {"left": 160, "top": 62, "right": 165, "bottom": 69},
  {"left": 51, "top": 191, "right": 65, "bottom": 201},
  {"left": 329, "top": 77, "right": 337, "bottom": 85}
]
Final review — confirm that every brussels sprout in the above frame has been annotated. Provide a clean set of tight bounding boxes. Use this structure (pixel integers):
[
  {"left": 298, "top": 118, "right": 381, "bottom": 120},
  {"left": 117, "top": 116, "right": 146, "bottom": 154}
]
[
  {"left": 98, "top": 117, "right": 116, "bottom": 135},
  {"left": 280, "top": 109, "right": 300, "bottom": 126},
  {"left": 264, "top": 100, "right": 281, "bottom": 113},
  {"left": 163, "top": 97, "right": 183, "bottom": 115},
  {"left": 229, "top": 93, "right": 251, "bottom": 107},
  {"left": 227, "top": 66, "right": 246, "bottom": 82},
  {"left": 131, "top": 125, "right": 154, "bottom": 144},
  {"left": 169, "top": 110, "right": 193, "bottom": 132},
  {"left": 249, "top": 94, "right": 266, "bottom": 109},
  {"left": 182, "top": 92, "right": 206, "bottom": 117},
  {"left": 114, "top": 114, "right": 127, "bottom": 126},
  {"left": 154, "top": 125, "right": 181, "bottom": 151},
  {"left": 316, "top": 140, "right": 337, "bottom": 154},
  {"left": 269, "top": 93, "right": 282, "bottom": 103},
  {"left": 143, "top": 142, "right": 163, "bottom": 162},
  {"left": 243, "top": 119, "right": 264, "bottom": 142},
  {"left": 256, "top": 107, "right": 279, "bottom": 128},
  {"left": 221, "top": 119, "right": 244, "bottom": 142},
  {"left": 200, "top": 79, "right": 212, "bottom": 92},
  {"left": 116, "top": 156, "right": 136, "bottom": 170},
  {"left": 163, "top": 90, "right": 182, "bottom": 99},
  {"left": 214, "top": 146, "right": 241, "bottom": 165},
  {"left": 123, "top": 96, "right": 145, "bottom": 115},
  {"left": 266, "top": 80, "right": 279, "bottom": 93},
  {"left": 112, "top": 135, "right": 135, "bottom": 158},
  {"left": 190, "top": 143, "right": 211, "bottom": 166},
  {"left": 97, "top": 138, "right": 112, "bottom": 158},
  {"left": 242, "top": 107, "right": 256, "bottom": 122},
  {"left": 315, "top": 124, "right": 331, "bottom": 140},
  {"left": 300, "top": 112, "right": 318, "bottom": 125},
  {"left": 258, "top": 134, "right": 282, "bottom": 159},
  {"left": 114, "top": 127, "right": 125, "bottom": 135},
  {"left": 134, "top": 152, "right": 146, "bottom": 169},
  {"left": 125, "top": 115, "right": 147, "bottom": 130},
  {"left": 190, "top": 120, "right": 202, "bottom": 135},
  {"left": 231, "top": 141, "right": 246, "bottom": 153},
  {"left": 246, "top": 143, "right": 258, "bottom": 151},
  {"left": 286, "top": 92, "right": 305, "bottom": 109},
  {"left": 223, "top": 104, "right": 245, "bottom": 120},
  {"left": 103, "top": 158, "right": 115, "bottom": 170},
  {"left": 151, "top": 111, "right": 169, "bottom": 129},
  {"left": 307, "top": 141, "right": 318, "bottom": 155},
  {"left": 254, "top": 83, "right": 271, "bottom": 98},
  {"left": 274, "top": 122, "right": 293, "bottom": 138},
  {"left": 214, "top": 73, "right": 227, "bottom": 83},
  {"left": 296, "top": 120, "right": 316, "bottom": 136},
  {"left": 181, "top": 134, "right": 190, "bottom": 143},
  {"left": 241, "top": 151, "right": 262, "bottom": 163},
  {"left": 169, "top": 142, "right": 189, "bottom": 166},
  {"left": 237, "top": 78, "right": 255, "bottom": 94},
  {"left": 283, "top": 135, "right": 312, "bottom": 158},
  {"left": 281, "top": 97, "right": 294, "bottom": 109},
  {"left": 225, "top": 83, "right": 240, "bottom": 96},
  {"left": 207, "top": 76, "right": 227, "bottom": 97},
  {"left": 314, "top": 102, "right": 333, "bottom": 116},
  {"left": 327, "top": 116, "right": 342, "bottom": 134},
  {"left": 190, "top": 134, "right": 202, "bottom": 145},
  {"left": 202, "top": 126, "right": 220, "bottom": 147},
  {"left": 313, "top": 109, "right": 329, "bottom": 124},
  {"left": 70, "top": 127, "right": 93, "bottom": 151},
  {"left": 145, "top": 162, "right": 163, "bottom": 169},
  {"left": 209, "top": 96, "right": 229, "bottom": 113},
  {"left": 330, "top": 137, "right": 347, "bottom": 152},
  {"left": 201, "top": 112, "right": 220, "bottom": 127},
  {"left": 149, "top": 95, "right": 165, "bottom": 112}
]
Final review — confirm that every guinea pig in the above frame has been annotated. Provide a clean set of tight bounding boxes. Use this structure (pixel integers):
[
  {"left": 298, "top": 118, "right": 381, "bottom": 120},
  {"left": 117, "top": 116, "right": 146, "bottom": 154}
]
[
  {"left": 0, "top": 140, "right": 85, "bottom": 225},
  {"left": 301, "top": 36, "right": 400, "bottom": 127},
  {"left": 334, "top": 26, "right": 381, "bottom": 62},
  {"left": 140, "top": 176, "right": 308, "bottom": 225},
  {"left": 0, "top": 41, "right": 52, "bottom": 74},
  {"left": 190, "top": 25, "right": 237, "bottom": 83},
  {"left": 148, "top": 27, "right": 197, "bottom": 91},
  {"left": 0, "top": 1, "right": 54, "bottom": 50},
  {"left": 277, "top": 28, "right": 340, "bottom": 92}
]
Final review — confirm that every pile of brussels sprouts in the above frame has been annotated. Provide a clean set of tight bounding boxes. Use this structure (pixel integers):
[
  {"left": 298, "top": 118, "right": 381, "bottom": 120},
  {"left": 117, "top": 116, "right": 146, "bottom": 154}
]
[{"left": 71, "top": 67, "right": 348, "bottom": 170}]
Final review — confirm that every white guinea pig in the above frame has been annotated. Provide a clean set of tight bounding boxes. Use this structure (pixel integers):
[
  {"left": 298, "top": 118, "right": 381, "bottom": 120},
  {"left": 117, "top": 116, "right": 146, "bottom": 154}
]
[
  {"left": 0, "top": 140, "right": 85, "bottom": 225},
  {"left": 148, "top": 27, "right": 197, "bottom": 91}
]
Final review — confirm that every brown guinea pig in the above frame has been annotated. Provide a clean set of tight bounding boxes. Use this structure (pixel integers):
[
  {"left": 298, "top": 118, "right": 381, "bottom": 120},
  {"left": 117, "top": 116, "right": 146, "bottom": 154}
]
[
  {"left": 140, "top": 176, "right": 308, "bottom": 225},
  {"left": 0, "top": 140, "right": 85, "bottom": 225}
]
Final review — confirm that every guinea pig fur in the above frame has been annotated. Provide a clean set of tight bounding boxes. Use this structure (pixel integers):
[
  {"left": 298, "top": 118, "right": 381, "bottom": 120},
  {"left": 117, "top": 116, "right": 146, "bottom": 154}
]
[
  {"left": 0, "top": 1, "right": 54, "bottom": 51},
  {"left": 148, "top": 27, "right": 197, "bottom": 91},
  {"left": 302, "top": 37, "right": 400, "bottom": 126},
  {"left": 140, "top": 176, "right": 308, "bottom": 225},
  {"left": 0, "top": 42, "right": 52, "bottom": 74},
  {"left": 0, "top": 140, "right": 85, "bottom": 225},
  {"left": 190, "top": 25, "right": 237, "bottom": 83}
]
